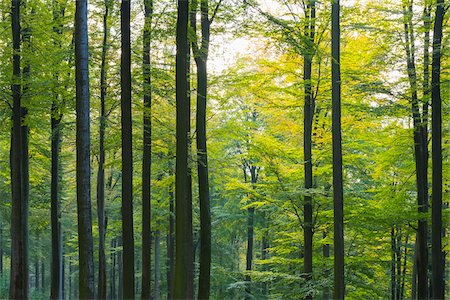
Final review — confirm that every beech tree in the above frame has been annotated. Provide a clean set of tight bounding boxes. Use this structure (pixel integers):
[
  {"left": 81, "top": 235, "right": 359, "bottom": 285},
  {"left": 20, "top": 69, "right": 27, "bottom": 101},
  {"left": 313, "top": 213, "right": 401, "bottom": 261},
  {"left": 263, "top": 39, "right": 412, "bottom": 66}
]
[{"left": 75, "top": 0, "right": 95, "bottom": 298}]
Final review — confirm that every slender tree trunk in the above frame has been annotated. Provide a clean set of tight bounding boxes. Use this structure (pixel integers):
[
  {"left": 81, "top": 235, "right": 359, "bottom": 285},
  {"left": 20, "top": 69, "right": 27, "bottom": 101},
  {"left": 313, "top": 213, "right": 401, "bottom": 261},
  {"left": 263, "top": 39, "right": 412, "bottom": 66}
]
[
  {"left": 0, "top": 222, "right": 3, "bottom": 276},
  {"left": 332, "top": 1, "right": 344, "bottom": 298},
  {"left": 51, "top": 1, "right": 64, "bottom": 298},
  {"left": 174, "top": 0, "right": 193, "bottom": 298},
  {"left": 244, "top": 165, "right": 257, "bottom": 300},
  {"left": 245, "top": 206, "right": 254, "bottom": 300},
  {"left": 110, "top": 238, "right": 117, "bottom": 300},
  {"left": 392, "top": 228, "right": 397, "bottom": 300},
  {"left": 396, "top": 228, "right": 402, "bottom": 300},
  {"left": 9, "top": 0, "right": 28, "bottom": 297},
  {"left": 41, "top": 261, "right": 45, "bottom": 290},
  {"left": 142, "top": 0, "right": 153, "bottom": 298},
  {"left": 402, "top": 3, "right": 429, "bottom": 298},
  {"left": 431, "top": 1, "right": 445, "bottom": 298},
  {"left": 303, "top": 2, "right": 316, "bottom": 298},
  {"left": 120, "top": 0, "right": 135, "bottom": 298},
  {"left": 155, "top": 230, "right": 160, "bottom": 300},
  {"left": 190, "top": 1, "right": 213, "bottom": 298},
  {"left": 322, "top": 231, "right": 330, "bottom": 300},
  {"left": 97, "top": 1, "right": 110, "bottom": 299},
  {"left": 75, "top": 0, "right": 95, "bottom": 298},
  {"left": 35, "top": 260, "right": 39, "bottom": 290},
  {"left": 168, "top": 188, "right": 175, "bottom": 300},
  {"left": 118, "top": 237, "right": 123, "bottom": 299},
  {"left": 401, "top": 234, "right": 409, "bottom": 300}
]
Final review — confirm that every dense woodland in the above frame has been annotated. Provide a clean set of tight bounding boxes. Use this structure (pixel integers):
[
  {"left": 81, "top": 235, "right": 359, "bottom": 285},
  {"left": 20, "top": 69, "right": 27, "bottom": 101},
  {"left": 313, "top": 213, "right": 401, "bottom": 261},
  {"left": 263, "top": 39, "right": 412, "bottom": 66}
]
[{"left": 0, "top": 0, "right": 448, "bottom": 299}]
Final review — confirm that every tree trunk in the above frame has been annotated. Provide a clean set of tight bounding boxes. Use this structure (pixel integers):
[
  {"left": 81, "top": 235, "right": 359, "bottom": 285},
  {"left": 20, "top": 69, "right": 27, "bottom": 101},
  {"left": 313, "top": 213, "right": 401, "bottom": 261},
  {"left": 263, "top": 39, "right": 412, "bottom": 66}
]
[
  {"left": 244, "top": 165, "right": 257, "bottom": 300},
  {"left": 155, "top": 230, "right": 160, "bottom": 300},
  {"left": 97, "top": 1, "right": 110, "bottom": 299},
  {"left": 118, "top": 237, "right": 123, "bottom": 300},
  {"left": 110, "top": 238, "right": 117, "bottom": 300},
  {"left": 391, "top": 228, "right": 397, "bottom": 300},
  {"left": 322, "top": 231, "right": 330, "bottom": 300},
  {"left": 168, "top": 188, "right": 175, "bottom": 300},
  {"left": 51, "top": 1, "right": 64, "bottom": 298},
  {"left": 41, "top": 261, "right": 45, "bottom": 290},
  {"left": 35, "top": 260, "right": 39, "bottom": 290},
  {"left": 174, "top": 0, "right": 194, "bottom": 298},
  {"left": 75, "top": 0, "right": 95, "bottom": 298},
  {"left": 190, "top": 1, "right": 213, "bottom": 298},
  {"left": 0, "top": 222, "right": 3, "bottom": 276},
  {"left": 142, "top": 0, "right": 153, "bottom": 299},
  {"left": 120, "top": 0, "right": 135, "bottom": 298},
  {"left": 303, "top": 2, "right": 316, "bottom": 298},
  {"left": 402, "top": 3, "right": 429, "bottom": 298},
  {"left": 9, "top": 0, "right": 28, "bottom": 297},
  {"left": 245, "top": 206, "right": 255, "bottom": 300},
  {"left": 431, "top": 0, "right": 445, "bottom": 298},
  {"left": 332, "top": 1, "right": 344, "bottom": 299}
]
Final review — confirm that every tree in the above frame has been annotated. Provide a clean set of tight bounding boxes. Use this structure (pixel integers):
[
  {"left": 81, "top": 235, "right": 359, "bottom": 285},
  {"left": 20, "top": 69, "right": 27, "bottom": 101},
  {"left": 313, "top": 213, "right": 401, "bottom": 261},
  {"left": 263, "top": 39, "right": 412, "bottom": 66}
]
[
  {"left": 9, "top": 0, "right": 28, "bottom": 298},
  {"left": 97, "top": 1, "right": 112, "bottom": 299},
  {"left": 51, "top": 0, "right": 64, "bottom": 298},
  {"left": 331, "top": 0, "right": 344, "bottom": 299},
  {"left": 121, "top": 0, "right": 135, "bottom": 298},
  {"left": 302, "top": 1, "right": 316, "bottom": 298},
  {"left": 75, "top": 0, "right": 95, "bottom": 298},
  {"left": 189, "top": 0, "right": 223, "bottom": 298},
  {"left": 402, "top": 1, "right": 429, "bottom": 298},
  {"left": 174, "top": 0, "right": 194, "bottom": 298},
  {"left": 431, "top": 0, "right": 445, "bottom": 298},
  {"left": 142, "top": 0, "right": 153, "bottom": 299}
]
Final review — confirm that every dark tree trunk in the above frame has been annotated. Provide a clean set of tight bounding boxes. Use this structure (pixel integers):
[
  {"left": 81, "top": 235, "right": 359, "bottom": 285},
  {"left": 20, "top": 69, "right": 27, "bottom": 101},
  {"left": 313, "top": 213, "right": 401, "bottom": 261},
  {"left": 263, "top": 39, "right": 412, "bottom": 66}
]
[
  {"left": 118, "top": 237, "right": 123, "bottom": 300},
  {"left": 35, "top": 261, "right": 39, "bottom": 290},
  {"left": 110, "top": 238, "right": 117, "bottom": 300},
  {"left": 396, "top": 228, "right": 402, "bottom": 300},
  {"left": 391, "top": 228, "right": 396, "bottom": 300},
  {"left": 190, "top": 1, "right": 213, "bottom": 298},
  {"left": 97, "top": 1, "right": 110, "bottom": 299},
  {"left": 0, "top": 222, "right": 3, "bottom": 276},
  {"left": 9, "top": 0, "right": 28, "bottom": 298},
  {"left": 331, "top": 1, "right": 344, "bottom": 299},
  {"left": 75, "top": 0, "right": 95, "bottom": 298},
  {"left": 155, "top": 230, "right": 160, "bottom": 300},
  {"left": 51, "top": 1, "right": 64, "bottom": 298},
  {"left": 322, "top": 231, "right": 330, "bottom": 300},
  {"left": 244, "top": 165, "right": 257, "bottom": 300},
  {"left": 431, "top": 0, "right": 445, "bottom": 298},
  {"left": 303, "top": 2, "right": 316, "bottom": 298},
  {"left": 402, "top": 3, "right": 429, "bottom": 298},
  {"left": 245, "top": 207, "right": 255, "bottom": 300},
  {"left": 120, "top": 0, "right": 135, "bottom": 298},
  {"left": 401, "top": 234, "right": 409, "bottom": 300},
  {"left": 142, "top": 0, "right": 153, "bottom": 299},
  {"left": 167, "top": 188, "right": 175, "bottom": 300},
  {"left": 41, "top": 261, "right": 45, "bottom": 290},
  {"left": 173, "top": 0, "right": 193, "bottom": 298}
]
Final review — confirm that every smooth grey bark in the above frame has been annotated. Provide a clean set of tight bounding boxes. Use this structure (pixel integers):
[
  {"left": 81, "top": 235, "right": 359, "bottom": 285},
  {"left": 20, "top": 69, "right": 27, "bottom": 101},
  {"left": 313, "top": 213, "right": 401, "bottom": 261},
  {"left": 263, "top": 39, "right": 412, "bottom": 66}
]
[
  {"left": 75, "top": 0, "right": 95, "bottom": 298},
  {"left": 431, "top": 0, "right": 445, "bottom": 298},
  {"left": 173, "top": 0, "right": 194, "bottom": 298},
  {"left": 121, "top": 0, "right": 135, "bottom": 298}
]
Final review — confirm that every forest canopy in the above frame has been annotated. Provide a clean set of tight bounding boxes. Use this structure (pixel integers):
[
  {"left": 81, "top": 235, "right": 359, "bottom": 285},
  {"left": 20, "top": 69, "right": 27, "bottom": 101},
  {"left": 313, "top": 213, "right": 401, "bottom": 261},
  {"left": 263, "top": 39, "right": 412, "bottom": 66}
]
[{"left": 0, "top": 0, "right": 448, "bottom": 299}]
